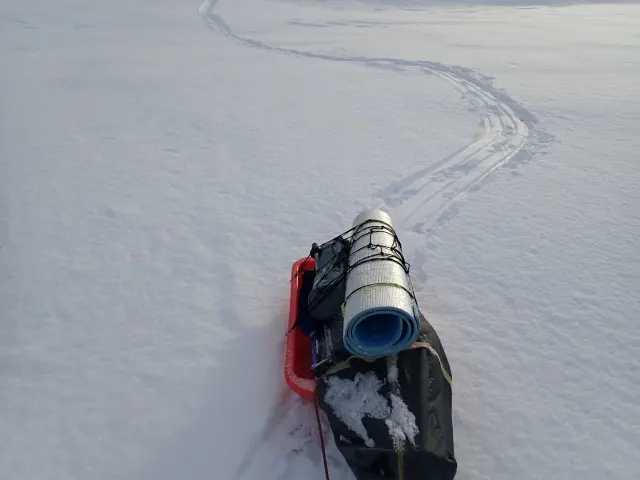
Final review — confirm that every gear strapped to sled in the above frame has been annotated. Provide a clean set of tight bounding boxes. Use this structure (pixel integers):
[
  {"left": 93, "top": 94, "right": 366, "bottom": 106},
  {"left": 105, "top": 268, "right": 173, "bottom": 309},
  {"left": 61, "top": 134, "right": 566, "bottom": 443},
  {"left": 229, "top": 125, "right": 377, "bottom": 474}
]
[{"left": 287, "top": 209, "right": 457, "bottom": 480}]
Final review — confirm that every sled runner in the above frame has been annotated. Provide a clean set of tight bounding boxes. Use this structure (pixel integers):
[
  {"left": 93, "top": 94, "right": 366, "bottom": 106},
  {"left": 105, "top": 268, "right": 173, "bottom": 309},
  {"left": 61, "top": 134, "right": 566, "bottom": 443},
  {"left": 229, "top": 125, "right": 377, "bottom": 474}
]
[{"left": 284, "top": 256, "right": 317, "bottom": 399}]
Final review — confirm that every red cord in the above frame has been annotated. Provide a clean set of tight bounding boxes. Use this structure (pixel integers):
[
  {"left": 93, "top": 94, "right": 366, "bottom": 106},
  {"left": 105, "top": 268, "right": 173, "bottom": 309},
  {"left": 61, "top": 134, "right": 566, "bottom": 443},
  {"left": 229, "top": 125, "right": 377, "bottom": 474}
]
[{"left": 313, "top": 386, "right": 331, "bottom": 480}]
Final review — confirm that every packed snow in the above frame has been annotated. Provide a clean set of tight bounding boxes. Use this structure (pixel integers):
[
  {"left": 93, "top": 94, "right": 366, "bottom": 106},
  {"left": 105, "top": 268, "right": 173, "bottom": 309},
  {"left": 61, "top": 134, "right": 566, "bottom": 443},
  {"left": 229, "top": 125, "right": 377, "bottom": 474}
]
[
  {"left": 321, "top": 354, "right": 420, "bottom": 452},
  {"left": 1, "top": 0, "right": 639, "bottom": 479},
  {"left": 324, "top": 371, "right": 390, "bottom": 448},
  {"left": 385, "top": 356, "right": 419, "bottom": 451}
]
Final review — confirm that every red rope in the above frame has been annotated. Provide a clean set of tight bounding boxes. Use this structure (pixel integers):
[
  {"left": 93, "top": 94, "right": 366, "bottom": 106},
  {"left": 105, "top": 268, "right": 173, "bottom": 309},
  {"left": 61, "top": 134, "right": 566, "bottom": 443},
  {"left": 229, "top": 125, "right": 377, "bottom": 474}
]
[{"left": 313, "top": 386, "right": 331, "bottom": 480}]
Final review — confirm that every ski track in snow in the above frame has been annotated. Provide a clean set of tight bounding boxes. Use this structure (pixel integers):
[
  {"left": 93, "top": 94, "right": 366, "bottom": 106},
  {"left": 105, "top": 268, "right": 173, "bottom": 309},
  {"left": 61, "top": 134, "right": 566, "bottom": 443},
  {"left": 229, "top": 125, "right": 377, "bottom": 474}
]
[
  {"left": 228, "top": 385, "right": 350, "bottom": 480},
  {"left": 199, "top": 0, "right": 545, "bottom": 476},
  {"left": 200, "top": 0, "right": 544, "bottom": 236}
]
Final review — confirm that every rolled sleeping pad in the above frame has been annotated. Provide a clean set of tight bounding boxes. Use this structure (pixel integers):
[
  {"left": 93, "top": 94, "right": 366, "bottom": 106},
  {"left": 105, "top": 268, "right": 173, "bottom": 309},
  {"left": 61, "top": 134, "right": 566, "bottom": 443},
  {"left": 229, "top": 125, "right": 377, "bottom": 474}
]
[{"left": 342, "top": 209, "right": 420, "bottom": 359}]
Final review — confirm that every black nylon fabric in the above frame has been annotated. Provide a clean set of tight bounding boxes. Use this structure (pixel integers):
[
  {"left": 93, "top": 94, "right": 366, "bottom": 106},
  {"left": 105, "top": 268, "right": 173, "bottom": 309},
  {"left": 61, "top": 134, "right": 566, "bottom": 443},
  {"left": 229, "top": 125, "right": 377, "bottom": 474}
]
[
  {"left": 307, "top": 237, "right": 350, "bottom": 324},
  {"left": 315, "top": 312, "right": 457, "bottom": 480}
]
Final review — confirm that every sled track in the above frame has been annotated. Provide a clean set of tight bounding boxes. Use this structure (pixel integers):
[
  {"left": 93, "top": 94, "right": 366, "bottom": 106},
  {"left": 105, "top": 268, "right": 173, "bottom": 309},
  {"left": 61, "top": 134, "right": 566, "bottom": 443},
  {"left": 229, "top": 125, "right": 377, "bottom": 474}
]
[
  {"left": 200, "top": 0, "right": 540, "bottom": 234},
  {"left": 199, "top": 2, "right": 540, "bottom": 477}
]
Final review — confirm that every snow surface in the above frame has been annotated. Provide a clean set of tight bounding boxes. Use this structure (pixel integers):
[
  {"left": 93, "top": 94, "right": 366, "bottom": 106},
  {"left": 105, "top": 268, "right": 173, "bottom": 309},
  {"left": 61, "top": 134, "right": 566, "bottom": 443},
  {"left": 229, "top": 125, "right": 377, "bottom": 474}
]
[{"left": 2, "top": 0, "right": 640, "bottom": 479}]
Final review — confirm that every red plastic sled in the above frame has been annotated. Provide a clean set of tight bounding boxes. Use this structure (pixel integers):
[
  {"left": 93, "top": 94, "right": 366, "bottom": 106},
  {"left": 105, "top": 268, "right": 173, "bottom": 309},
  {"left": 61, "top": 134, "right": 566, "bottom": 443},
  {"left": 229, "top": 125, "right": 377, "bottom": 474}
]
[{"left": 284, "top": 256, "right": 317, "bottom": 399}]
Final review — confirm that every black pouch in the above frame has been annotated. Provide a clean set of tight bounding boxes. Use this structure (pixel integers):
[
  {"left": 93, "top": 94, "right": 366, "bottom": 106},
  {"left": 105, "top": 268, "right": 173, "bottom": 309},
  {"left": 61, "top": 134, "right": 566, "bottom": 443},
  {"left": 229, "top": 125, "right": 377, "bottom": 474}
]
[
  {"left": 307, "top": 236, "right": 350, "bottom": 324},
  {"left": 316, "top": 311, "right": 458, "bottom": 480}
]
